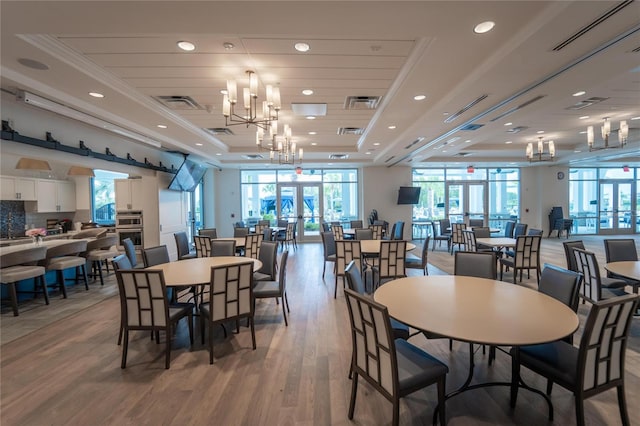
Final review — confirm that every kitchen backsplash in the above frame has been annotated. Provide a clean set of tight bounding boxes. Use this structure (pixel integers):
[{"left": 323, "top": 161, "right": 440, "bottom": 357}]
[{"left": 0, "top": 201, "right": 86, "bottom": 238}]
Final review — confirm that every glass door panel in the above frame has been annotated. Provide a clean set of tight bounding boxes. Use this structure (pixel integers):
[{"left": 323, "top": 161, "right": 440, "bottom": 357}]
[
  {"left": 446, "top": 182, "right": 487, "bottom": 225},
  {"left": 599, "top": 181, "right": 633, "bottom": 234},
  {"left": 277, "top": 183, "right": 323, "bottom": 242},
  {"left": 467, "top": 183, "right": 486, "bottom": 224},
  {"left": 447, "top": 184, "right": 463, "bottom": 224}
]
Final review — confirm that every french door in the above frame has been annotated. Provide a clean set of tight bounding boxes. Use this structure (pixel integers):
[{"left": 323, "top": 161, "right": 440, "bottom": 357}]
[
  {"left": 277, "top": 183, "right": 323, "bottom": 242},
  {"left": 598, "top": 180, "right": 634, "bottom": 234},
  {"left": 445, "top": 182, "right": 487, "bottom": 225}
]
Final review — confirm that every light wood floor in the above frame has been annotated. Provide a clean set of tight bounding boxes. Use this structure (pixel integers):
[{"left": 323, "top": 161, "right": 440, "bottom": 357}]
[{"left": 1, "top": 235, "right": 638, "bottom": 425}]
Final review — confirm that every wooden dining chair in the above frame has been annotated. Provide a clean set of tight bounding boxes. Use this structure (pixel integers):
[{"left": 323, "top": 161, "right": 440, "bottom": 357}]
[
  {"left": 572, "top": 248, "right": 628, "bottom": 304},
  {"left": 603, "top": 239, "right": 640, "bottom": 293},
  {"left": 142, "top": 245, "right": 170, "bottom": 267},
  {"left": 174, "top": 231, "right": 196, "bottom": 260},
  {"left": 193, "top": 235, "right": 212, "bottom": 258},
  {"left": 373, "top": 240, "right": 406, "bottom": 289},
  {"left": 244, "top": 233, "right": 263, "bottom": 259},
  {"left": 334, "top": 240, "right": 362, "bottom": 299},
  {"left": 254, "top": 251, "right": 290, "bottom": 326},
  {"left": 344, "top": 288, "right": 448, "bottom": 426},
  {"left": 116, "top": 269, "right": 193, "bottom": 369},
  {"left": 499, "top": 235, "right": 542, "bottom": 284},
  {"left": 321, "top": 231, "right": 336, "bottom": 280}
]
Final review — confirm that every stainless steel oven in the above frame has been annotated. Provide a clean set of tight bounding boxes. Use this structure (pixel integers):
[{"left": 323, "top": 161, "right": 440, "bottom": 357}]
[
  {"left": 117, "top": 228, "right": 143, "bottom": 249},
  {"left": 116, "top": 211, "right": 143, "bottom": 228}
]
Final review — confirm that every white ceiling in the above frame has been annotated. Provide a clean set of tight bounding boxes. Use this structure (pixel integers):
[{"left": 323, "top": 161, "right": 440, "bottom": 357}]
[{"left": 1, "top": 1, "right": 639, "bottom": 170}]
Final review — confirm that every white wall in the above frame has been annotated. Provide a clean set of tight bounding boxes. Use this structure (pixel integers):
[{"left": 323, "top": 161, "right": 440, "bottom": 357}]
[
  {"left": 362, "top": 166, "right": 413, "bottom": 238},
  {"left": 214, "top": 169, "right": 241, "bottom": 237},
  {"left": 521, "top": 165, "right": 570, "bottom": 236}
]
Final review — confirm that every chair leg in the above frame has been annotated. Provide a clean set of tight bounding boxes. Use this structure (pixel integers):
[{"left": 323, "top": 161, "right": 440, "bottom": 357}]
[
  {"left": 575, "top": 394, "right": 585, "bottom": 426},
  {"left": 121, "top": 329, "right": 129, "bottom": 369},
  {"left": 392, "top": 398, "right": 400, "bottom": 426},
  {"left": 96, "top": 261, "right": 104, "bottom": 286},
  {"left": 616, "top": 385, "right": 630, "bottom": 426},
  {"left": 510, "top": 348, "right": 520, "bottom": 408},
  {"left": 437, "top": 377, "right": 446, "bottom": 426},
  {"left": 281, "top": 296, "right": 288, "bottom": 326},
  {"left": 322, "top": 261, "right": 326, "bottom": 279},
  {"left": 187, "top": 312, "right": 194, "bottom": 345},
  {"left": 348, "top": 372, "right": 358, "bottom": 419},
  {"left": 39, "top": 275, "right": 49, "bottom": 305},
  {"left": 334, "top": 275, "right": 339, "bottom": 298},
  {"left": 546, "top": 379, "right": 554, "bottom": 395},
  {"left": 165, "top": 325, "right": 171, "bottom": 369},
  {"left": 57, "top": 270, "right": 68, "bottom": 298},
  {"left": 209, "top": 320, "right": 215, "bottom": 364},
  {"left": 7, "top": 282, "right": 19, "bottom": 316},
  {"left": 249, "top": 316, "right": 256, "bottom": 350}
]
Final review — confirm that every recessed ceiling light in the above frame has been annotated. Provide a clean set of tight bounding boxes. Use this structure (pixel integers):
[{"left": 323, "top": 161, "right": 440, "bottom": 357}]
[
  {"left": 223, "top": 42, "right": 235, "bottom": 50},
  {"left": 474, "top": 21, "right": 495, "bottom": 34},
  {"left": 631, "top": 116, "right": 640, "bottom": 121},
  {"left": 366, "top": 151, "right": 371, "bottom": 155},
  {"left": 413, "top": 94, "right": 426, "bottom": 101},
  {"left": 504, "top": 122, "right": 512, "bottom": 126},
  {"left": 306, "top": 116, "right": 316, "bottom": 120},
  {"left": 579, "top": 130, "right": 587, "bottom": 134},
  {"left": 216, "top": 153, "right": 222, "bottom": 156},
  {"left": 537, "top": 130, "right": 545, "bottom": 134},
  {"left": 220, "top": 89, "right": 228, "bottom": 95},
  {"left": 308, "top": 131, "right": 317, "bottom": 135},
  {"left": 442, "top": 150, "right": 447, "bottom": 153},
  {"left": 579, "top": 116, "right": 589, "bottom": 120},
  {"left": 311, "top": 142, "right": 317, "bottom": 146},
  {"left": 302, "top": 89, "right": 314, "bottom": 96},
  {"left": 572, "top": 91, "right": 586, "bottom": 97},
  {"left": 465, "top": 140, "right": 471, "bottom": 143},
  {"left": 328, "top": 163, "right": 333, "bottom": 166},
  {"left": 89, "top": 92, "right": 104, "bottom": 98},
  {"left": 294, "top": 42, "right": 310, "bottom": 52},
  {"left": 373, "top": 142, "right": 380, "bottom": 146},
  {"left": 388, "top": 125, "right": 396, "bottom": 130},
  {"left": 177, "top": 41, "right": 195, "bottom": 51},
  {"left": 574, "top": 150, "right": 581, "bottom": 153},
  {"left": 505, "top": 141, "right": 512, "bottom": 144},
  {"left": 157, "top": 124, "right": 167, "bottom": 129},
  {"left": 195, "top": 143, "right": 203, "bottom": 146}
]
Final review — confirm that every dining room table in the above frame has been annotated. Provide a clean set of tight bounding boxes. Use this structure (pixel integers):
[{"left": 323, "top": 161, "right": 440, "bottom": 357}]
[
  {"left": 604, "top": 260, "right": 640, "bottom": 315},
  {"left": 359, "top": 239, "right": 416, "bottom": 255},
  {"left": 374, "top": 275, "right": 579, "bottom": 422},
  {"left": 476, "top": 237, "right": 517, "bottom": 251},
  {"left": 147, "top": 256, "right": 262, "bottom": 288},
  {"left": 214, "top": 237, "right": 248, "bottom": 249}
]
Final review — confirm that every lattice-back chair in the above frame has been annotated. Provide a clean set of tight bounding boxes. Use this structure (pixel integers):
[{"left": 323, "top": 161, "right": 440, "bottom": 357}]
[
  {"left": 331, "top": 224, "right": 344, "bottom": 241},
  {"left": 450, "top": 223, "right": 466, "bottom": 254},
  {"left": 115, "top": 269, "right": 193, "bottom": 369},
  {"left": 369, "top": 224, "right": 384, "bottom": 240},
  {"left": 258, "top": 219, "right": 270, "bottom": 227},
  {"left": 244, "top": 233, "right": 263, "bottom": 259},
  {"left": 572, "top": 248, "right": 628, "bottom": 304},
  {"left": 321, "top": 231, "right": 337, "bottom": 280},
  {"left": 334, "top": 240, "right": 362, "bottom": 298},
  {"left": 344, "top": 288, "right": 449, "bottom": 426},
  {"left": 0, "top": 246, "right": 48, "bottom": 316},
  {"left": 198, "top": 228, "right": 217, "bottom": 239},
  {"left": 462, "top": 229, "right": 477, "bottom": 252},
  {"left": 200, "top": 261, "right": 255, "bottom": 364},
  {"left": 498, "top": 235, "right": 542, "bottom": 284},
  {"left": 354, "top": 228, "right": 373, "bottom": 240},
  {"left": 373, "top": 240, "right": 407, "bottom": 289},
  {"left": 193, "top": 235, "right": 212, "bottom": 258},
  {"left": 562, "top": 240, "right": 585, "bottom": 272},
  {"left": 254, "top": 224, "right": 267, "bottom": 236},
  {"left": 277, "top": 222, "right": 297, "bottom": 250},
  {"left": 510, "top": 294, "right": 639, "bottom": 426}
]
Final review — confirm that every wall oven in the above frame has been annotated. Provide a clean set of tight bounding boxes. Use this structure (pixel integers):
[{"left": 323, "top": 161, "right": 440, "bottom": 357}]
[
  {"left": 116, "top": 211, "right": 143, "bottom": 228},
  {"left": 117, "top": 228, "right": 143, "bottom": 249}
]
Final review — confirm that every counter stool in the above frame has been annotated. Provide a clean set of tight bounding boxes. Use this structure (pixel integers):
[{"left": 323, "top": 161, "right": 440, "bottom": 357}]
[
  {"left": 83, "top": 236, "right": 120, "bottom": 286},
  {"left": 44, "top": 240, "right": 89, "bottom": 298},
  {"left": 0, "top": 247, "right": 48, "bottom": 316}
]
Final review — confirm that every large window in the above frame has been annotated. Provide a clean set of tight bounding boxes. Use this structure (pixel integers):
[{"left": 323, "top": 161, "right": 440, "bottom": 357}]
[
  {"left": 92, "top": 169, "right": 128, "bottom": 225},
  {"left": 240, "top": 169, "right": 358, "bottom": 226}
]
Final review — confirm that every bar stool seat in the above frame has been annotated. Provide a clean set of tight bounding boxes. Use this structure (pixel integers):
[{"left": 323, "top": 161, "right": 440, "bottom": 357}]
[
  {"left": 45, "top": 240, "right": 89, "bottom": 298},
  {"left": 84, "top": 236, "right": 120, "bottom": 286},
  {"left": 0, "top": 247, "right": 48, "bottom": 316}
]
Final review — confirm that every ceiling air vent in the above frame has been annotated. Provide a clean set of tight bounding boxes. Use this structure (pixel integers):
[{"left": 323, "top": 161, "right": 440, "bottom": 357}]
[
  {"left": 456, "top": 152, "right": 472, "bottom": 157},
  {"left": 205, "top": 127, "right": 235, "bottom": 135},
  {"left": 490, "top": 95, "right": 546, "bottom": 122},
  {"left": 444, "top": 95, "right": 488, "bottom": 123},
  {"left": 337, "top": 127, "right": 365, "bottom": 135},
  {"left": 460, "top": 123, "right": 484, "bottom": 131},
  {"left": 404, "top": 137, "right": 425, "bottom": 150},
  {"left": 565, "top": 97, "right": 609, "bottom": 110},
  {"left": 329, "top": 154, "right": 349, "bottom": 160},
  {"left": 385, "top": 155, "right": 395, "bottom": 163},
  {"left": 243, "top": 154, "right": 263, "bottom": 160},
  {"left": 154, "top": 95, "right": 203, "bottom": 110},
  {"left": 344, "top": 96, "right": 382, "bottom": 110},
  {"left": 632, "top": 46, "right": 640, "bottom": 53},
  {"left": 505, "top": 126, "right": 529, "bottom": 134}
]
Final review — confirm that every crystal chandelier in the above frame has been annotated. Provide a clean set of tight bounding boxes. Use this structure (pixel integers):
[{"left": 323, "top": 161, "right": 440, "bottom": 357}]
[
  {"left": 587, "top": 117, "right": 628, "bottom": 151},
  {"left": 256, "top": 124, "right": 303, "bottom": 165},
  {"left": 222, "top": 70, "right": 280, "bottom": 131},
  {"left": 526, "top": 136, "right": 555, "bottom": 162}
]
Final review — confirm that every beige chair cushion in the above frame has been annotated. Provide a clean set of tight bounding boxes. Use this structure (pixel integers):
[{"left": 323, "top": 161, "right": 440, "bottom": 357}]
[
  {"left": 72, "top": 229, "right": 108, "bottom": 239},
  {"left": 0, "top": 265, "right": 46, "bottom": 283},
  {"left": 47, "top": 256, "right": 86, "bottom": 271},
  {"left": 86, "top": 249, "right": 120, "bottom": 262}
]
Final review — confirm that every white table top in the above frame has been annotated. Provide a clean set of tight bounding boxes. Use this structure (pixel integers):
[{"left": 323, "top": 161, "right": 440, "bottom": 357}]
[
  {"left": 215, "top": 237, "right": 247, "bottom": 248},
  {"left": 146, "top": 256, "right": 262, "bottom": 287},
  {"left": 476, "top": 237, "right": 517, "bottom": 248},
  {"left": 374, "top": 275, "right": 578, "bottom": 346},
  {"left": 605, "top": 261, "right": 640, "bottom": 281},
  {"left": 359, "top": 240, "right": 416, "bottom": 254}
]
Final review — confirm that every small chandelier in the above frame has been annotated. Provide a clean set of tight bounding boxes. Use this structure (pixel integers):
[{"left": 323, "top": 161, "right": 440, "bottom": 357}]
[
  {"left": 587, "top": 117, "right": 628, "bottom": 151},
  {"left": 222, "top": 70, "right": 280, "bottom": 131},
  {"left": 526, "top": 136, "right": 555, "bottom": 162},
  {"left": 256, "top": 124, "right": 303, "bottom": 165}
]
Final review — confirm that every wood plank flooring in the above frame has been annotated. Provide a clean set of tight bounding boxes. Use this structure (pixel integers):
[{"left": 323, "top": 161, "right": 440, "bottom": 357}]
[{"left": 1, "top": 235, "right": 639, "bottom": 425}]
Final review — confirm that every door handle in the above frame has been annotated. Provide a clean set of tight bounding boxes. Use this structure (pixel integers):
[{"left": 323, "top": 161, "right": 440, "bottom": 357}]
[{"left": 297, "top": 215, "right": 303, "bottom": 219}]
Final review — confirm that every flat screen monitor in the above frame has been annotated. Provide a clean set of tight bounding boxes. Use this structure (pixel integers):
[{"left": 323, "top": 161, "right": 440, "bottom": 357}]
[
  {"left": 167, "top": 159, "right": 206, "bottom": 192},
  {"left": 397, "top": 186, "right": 421, "bottom": 205}
]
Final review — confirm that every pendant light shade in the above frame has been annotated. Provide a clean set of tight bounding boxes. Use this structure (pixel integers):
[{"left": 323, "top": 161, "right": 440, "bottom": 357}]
[
  {"left": 16, "top": 157, "right": 51, "bottom": 170},
  {"left": 67, "top": 166, "right": 95, "bottom": 176}
]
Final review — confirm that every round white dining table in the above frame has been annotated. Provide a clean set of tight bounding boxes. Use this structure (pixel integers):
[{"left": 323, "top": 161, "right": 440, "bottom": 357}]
[
  {"left": 215, "top": 237, "right": 247, "bottom": 248},
  {"left": 147, "top": 256, "right": 262, "bottom": 287},
  {"left": 359, "top": 240, "right": 416, "bottom": 255},
  {"left": 604, "top": 261, "right": 640, "bottom": 282}
]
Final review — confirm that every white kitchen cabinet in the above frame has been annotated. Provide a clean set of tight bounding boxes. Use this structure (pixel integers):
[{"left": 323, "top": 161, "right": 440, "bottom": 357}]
[
  {"left": 115, "top": 178, "right": 145, "bottom": 211},
  {"left": 0, "top": 176, "right": 37, "bottom": 201},
  {"left": 34, "top": 179, "right": 76, "bottom": 212}
]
